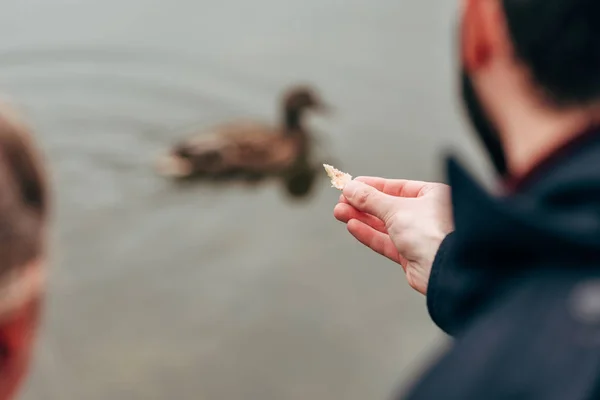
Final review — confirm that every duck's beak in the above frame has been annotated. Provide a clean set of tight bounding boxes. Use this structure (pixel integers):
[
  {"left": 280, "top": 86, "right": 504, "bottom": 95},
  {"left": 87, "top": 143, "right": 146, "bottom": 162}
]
[{"left": 315, "top": 101, "right": 333, "bottom": 115}]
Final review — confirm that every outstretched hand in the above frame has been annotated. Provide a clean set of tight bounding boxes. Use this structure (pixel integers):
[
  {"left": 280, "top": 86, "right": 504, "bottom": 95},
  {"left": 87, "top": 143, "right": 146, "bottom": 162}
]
[{"left": 334, "top": 177, "right": 453, "bottom": 295}]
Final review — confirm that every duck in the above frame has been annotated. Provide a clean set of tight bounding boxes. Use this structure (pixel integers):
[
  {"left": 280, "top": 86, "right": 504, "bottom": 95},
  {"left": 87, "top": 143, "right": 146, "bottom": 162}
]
[{"left": 155, "top": 85, "right": 330, "bottom": 198}]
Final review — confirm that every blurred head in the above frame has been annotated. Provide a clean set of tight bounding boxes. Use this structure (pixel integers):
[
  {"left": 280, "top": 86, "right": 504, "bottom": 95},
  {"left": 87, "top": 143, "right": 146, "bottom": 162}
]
[
  {"left": 283, "top": 86, "right": 327, "bottom": 113},
  {"left": 0, "top": 102, "right": 49, "bottom": 399},
  {"left": 282, "top": 86, "right": 330, "bottom": 130},
  {"left": 459, "top": 0, "right": 600, "bottom": 178},
  {"left": 282, "top": 85, "right": 329, "bottom": 131}
]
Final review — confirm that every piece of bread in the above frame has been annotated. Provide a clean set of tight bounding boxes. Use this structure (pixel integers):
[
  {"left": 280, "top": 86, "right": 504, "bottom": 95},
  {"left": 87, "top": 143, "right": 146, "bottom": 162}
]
[{"left": 323, "top": 164, "right": 353, "bottom": 190}]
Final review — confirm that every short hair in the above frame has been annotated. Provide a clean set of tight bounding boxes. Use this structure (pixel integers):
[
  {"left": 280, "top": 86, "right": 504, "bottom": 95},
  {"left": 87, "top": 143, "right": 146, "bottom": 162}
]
[
  {"left": 503, "top": 0, "right": 600, "bottom": 106},
  {"left": 0, "top": 104, "right": 49, "bottom": 277}
]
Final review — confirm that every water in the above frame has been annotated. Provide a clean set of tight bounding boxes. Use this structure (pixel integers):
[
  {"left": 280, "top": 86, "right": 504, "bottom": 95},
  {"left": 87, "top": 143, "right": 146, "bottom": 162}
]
[{"left": 0, "top": 1, "right": 490, "bottom": 399}]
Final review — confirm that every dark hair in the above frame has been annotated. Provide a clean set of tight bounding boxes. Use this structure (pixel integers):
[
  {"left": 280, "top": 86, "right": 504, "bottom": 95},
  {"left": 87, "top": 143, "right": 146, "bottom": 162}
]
[
  {"left": 0, "top": 107, "right": 49, "bottom": 276},
  {"left": 503, "top": 0, "right": 600, "bottom": 106}
]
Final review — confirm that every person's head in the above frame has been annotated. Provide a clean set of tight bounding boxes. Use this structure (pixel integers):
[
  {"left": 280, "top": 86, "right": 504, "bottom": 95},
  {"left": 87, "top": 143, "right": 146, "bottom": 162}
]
[
  {"left": 459, "top": 0, "right": 600, "bottom": 178},
  {"left": 0, "top": 102, "right": 49, "bottom": 399}
]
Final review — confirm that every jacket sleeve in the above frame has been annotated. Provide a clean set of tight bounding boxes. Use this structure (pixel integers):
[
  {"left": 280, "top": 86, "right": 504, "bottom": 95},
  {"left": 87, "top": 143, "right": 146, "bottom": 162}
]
[
  {"left": 425, "top": 231, "right": 463, "bottom": 336},
  {"left": 402, "top": 272, "right": 600, "bottom": 400},
  {"left": 426, "top": 231, "right": 502, "bottom": 337}
]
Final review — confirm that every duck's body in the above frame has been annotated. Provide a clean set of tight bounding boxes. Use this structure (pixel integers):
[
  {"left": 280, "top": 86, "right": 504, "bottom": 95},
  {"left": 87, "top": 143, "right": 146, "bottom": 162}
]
[
  {"left": 156, "top": 86, "right": 328, "bottom": 197},
  {"left": 162, "top": 120, "right": 308, "bottom": 178}
]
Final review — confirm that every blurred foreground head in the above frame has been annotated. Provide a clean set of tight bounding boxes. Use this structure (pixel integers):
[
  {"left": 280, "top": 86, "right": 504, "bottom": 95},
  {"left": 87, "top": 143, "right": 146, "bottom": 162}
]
[
  {"left": 0, "top": 101, "right": 49, "bottom": 400},
  {"left": 459, "top": 0, "right": 600, "bottom": 178}
]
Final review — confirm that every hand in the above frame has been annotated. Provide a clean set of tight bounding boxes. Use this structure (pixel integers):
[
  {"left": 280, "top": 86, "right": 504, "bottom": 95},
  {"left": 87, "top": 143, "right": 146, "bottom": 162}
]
[{"left": 334, "top": 177, "right": 454, "bottom": 295}]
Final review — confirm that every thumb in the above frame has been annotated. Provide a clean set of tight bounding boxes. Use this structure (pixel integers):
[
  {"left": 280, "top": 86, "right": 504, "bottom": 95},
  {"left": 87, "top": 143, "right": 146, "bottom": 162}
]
[{"left": 342, "top": 180, "right": 396, "bottom": 223}]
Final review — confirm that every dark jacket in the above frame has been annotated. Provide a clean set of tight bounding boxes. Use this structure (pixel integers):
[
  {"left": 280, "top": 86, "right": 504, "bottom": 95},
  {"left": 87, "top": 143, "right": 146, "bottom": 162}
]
[{"left": 400, "top": 129, "right": 600, "bottom": 400}]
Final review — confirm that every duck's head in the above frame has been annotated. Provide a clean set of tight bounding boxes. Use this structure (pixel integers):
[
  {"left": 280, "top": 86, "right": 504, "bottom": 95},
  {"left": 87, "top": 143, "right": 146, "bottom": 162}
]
[
  {"left": 282, "top": 86, "right": 329, "bottom": 129},
  {"left": 283, "top": 86, "right": 329, "bottom": 113}
]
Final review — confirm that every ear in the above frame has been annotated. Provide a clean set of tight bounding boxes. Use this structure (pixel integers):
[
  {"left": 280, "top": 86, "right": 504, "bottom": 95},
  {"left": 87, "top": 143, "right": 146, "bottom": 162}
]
[{"left": 461, "top": 0, "right": 505, "bottom": 73}]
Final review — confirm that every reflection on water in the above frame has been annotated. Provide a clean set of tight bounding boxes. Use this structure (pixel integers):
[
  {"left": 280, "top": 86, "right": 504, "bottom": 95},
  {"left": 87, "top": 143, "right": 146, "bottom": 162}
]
[
  {"left": 0, "top": 1, "right": 479, "bottom": 399},
  {"left": 283, "top": 164, "right": 319, "bottom": 199}
]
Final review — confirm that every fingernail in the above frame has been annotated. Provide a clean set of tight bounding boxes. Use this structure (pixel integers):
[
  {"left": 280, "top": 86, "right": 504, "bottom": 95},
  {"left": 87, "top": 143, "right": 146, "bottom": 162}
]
[{"left": 343, "top": 180, "right": 361, "bottom": 198}]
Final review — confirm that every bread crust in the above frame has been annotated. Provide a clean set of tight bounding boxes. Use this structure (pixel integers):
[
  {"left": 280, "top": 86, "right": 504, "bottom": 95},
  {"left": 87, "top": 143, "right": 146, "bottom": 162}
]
[{"left": 323, "top": 164, "right": 353, "bottom": 190}]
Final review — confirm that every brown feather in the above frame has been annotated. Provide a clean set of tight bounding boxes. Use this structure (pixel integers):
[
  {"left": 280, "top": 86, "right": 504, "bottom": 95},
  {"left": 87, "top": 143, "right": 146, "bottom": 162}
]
[
  {"left": 177, "top": 120, "right": 306, "bottom": 173},
  {"left": 155, "top": 85, "right": 325, "bottom": 180}
]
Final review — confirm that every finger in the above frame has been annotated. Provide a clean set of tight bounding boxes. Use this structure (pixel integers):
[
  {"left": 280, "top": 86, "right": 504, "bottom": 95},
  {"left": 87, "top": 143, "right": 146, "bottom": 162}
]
[
  {"left": 354, "top": 176, "right": 434, "bottom": 198},
  {"left": 347, "top": 219, "right": 406, "bottom": 268},
  {"left": 342, "top": 180, "right": 398, "bottom": 223},
  {"left": 338, "top": 194, "right": 349, "bottom": 204},
  {"left": 333, "top": 203, "right": 387, "bottom": 233}
]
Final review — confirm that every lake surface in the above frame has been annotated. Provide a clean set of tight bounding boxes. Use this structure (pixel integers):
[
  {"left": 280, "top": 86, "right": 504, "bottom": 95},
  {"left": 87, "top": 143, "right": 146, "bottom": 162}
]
[{"left": 0, "top": 1, "right": 490, "bottom": 399}]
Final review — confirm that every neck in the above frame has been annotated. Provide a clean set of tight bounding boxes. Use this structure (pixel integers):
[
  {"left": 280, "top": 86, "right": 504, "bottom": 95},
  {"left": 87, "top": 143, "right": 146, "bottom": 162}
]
[
  {"left": 498, "top": 99, "right": 598, "bottom": 179},
  {"left": 283, "top": 108, "right": 304, "bottom": 131}
]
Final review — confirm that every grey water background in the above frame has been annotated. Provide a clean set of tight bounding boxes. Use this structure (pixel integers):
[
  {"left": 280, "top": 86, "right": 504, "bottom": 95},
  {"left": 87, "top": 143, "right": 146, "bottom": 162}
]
[{"left": 0, "top": 0, "right": 491, "bottom": 399}]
